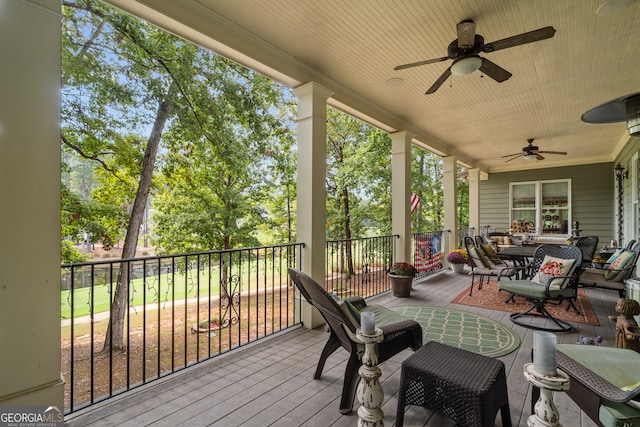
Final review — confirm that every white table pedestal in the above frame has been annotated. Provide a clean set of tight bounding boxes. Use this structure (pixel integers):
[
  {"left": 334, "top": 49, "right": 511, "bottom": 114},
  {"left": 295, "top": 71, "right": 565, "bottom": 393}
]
[
  {"left": 523, "top": 363, "right": 570, "bottom": 427},
  {"left": 356, "top": 327, "right": 384, "bottom": 427}
]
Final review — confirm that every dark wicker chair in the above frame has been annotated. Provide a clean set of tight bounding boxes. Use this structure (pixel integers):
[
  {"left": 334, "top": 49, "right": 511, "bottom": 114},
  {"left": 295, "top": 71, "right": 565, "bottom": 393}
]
[
  {"left": 497, "top": 244, "right": 583, "bottom": 332},
  {"left": 574, "top": 235, "right": 599, "bottom": 268},
  {"left": 287, "top": 268, "right": 423, "bottom": 414}
]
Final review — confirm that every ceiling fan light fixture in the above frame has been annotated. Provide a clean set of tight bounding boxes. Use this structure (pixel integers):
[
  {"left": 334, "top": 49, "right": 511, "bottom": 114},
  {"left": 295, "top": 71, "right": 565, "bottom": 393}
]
[
  {"left": 450, "top": 56, "right": 482, "bottom": 76},
  {"left": 523, "top": 153, "right": 538, "bottom": 161},
  {"left": 596, "top": 0, "right": 636, "bottom": 15}
]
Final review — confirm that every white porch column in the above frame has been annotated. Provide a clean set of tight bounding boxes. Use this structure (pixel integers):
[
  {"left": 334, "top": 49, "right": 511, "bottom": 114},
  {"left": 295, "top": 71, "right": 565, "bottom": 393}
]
[
  {"left": 390, "top": 131, "right": 413, "bottom": 262},
  {"left": 292, "top": 82, "right": 333, "bottom": 329},
  {"left": 0, "top": 0, "right": 64, "bottom": 409},
  {"left": 443, "top": 156, "right": 458, "bottom": 257},
  {"left": 468, "top": 168, "right": 481, "bottom": 235}
]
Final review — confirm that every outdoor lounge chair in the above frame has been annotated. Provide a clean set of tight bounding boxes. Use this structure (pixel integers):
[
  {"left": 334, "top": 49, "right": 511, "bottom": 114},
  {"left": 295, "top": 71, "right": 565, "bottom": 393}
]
[
  {"left": 497, "top": 244, "right": 583, "bottom": 332},
  {"left": 287, "top": 268, "right": 423, "bottom": 414},
  {"left": 530, "top": 345, "right": 640, "bottom": 427},
  {"left": 465, "top": 237, "right": 518, "bottom": 296},
  {"left": 579, "top": 242, "right": 640, "bottom": 298}
]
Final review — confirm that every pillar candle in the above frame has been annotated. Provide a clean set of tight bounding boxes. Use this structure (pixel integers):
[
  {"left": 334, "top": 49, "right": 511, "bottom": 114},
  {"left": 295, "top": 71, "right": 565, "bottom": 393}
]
[
  {"left": 361, "top": 311, "right": 375, "bottom": 335},
  {"left": 533, "top": 331, "right": 557, "bottom": 376}
]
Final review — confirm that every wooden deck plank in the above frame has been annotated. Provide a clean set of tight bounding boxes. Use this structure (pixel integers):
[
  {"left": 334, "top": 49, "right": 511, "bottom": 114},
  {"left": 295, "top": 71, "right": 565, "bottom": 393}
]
[{"left": 65, "top": 268, "right": 623, "bottom": 427}]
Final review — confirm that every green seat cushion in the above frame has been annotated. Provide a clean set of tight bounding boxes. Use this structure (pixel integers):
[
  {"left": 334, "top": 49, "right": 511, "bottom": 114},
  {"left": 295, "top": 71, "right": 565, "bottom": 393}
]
[
  {"left": 599, "top": 401, "right": 640, "bottom": 427},
  {"left": 337, "top": 299, "right": 361, "bottom": 330},
  {"left": 499, "top": 279, "right": 576, "bottom": 299},
  {"left": 362, "top": 305, "right": 409, "bottom": 327}
]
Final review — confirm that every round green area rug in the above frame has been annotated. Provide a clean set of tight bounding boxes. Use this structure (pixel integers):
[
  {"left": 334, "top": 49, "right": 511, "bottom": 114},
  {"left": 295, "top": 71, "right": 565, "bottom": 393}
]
[{"left": 391, "top": 306, "right": 520, "bottom": 357}]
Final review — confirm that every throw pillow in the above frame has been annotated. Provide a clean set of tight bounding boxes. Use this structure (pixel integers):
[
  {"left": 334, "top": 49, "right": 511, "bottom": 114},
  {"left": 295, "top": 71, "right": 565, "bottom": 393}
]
[
  {"left": 337, "top": 299, "right": 361, "bottom": 330},
  {"left": 531, "top": 255, "right": 577, "bottom": 289},
  {"left": 604, "top": 249, "right": 635, "bottom": 281},
  {"left": 480, "top": 243, "right": 504, "bottom": 266},
  {"left": 468, "top": 246, "right": 491, "bottom": 268}
]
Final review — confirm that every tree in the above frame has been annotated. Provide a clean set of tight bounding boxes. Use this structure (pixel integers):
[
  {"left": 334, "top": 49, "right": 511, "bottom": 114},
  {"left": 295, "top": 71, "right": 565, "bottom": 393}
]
[
  {"left": 412, "top": 148, "right": 444, "bottom": 232},
  {"left": 152, "top": 60, "right": 289, "bottom": 253},
  {"left": 62, "top": 1, "right": 200, "bottom": 351},
  {"left": 325, "top": 108, "right": 394, "bottom": 274}
]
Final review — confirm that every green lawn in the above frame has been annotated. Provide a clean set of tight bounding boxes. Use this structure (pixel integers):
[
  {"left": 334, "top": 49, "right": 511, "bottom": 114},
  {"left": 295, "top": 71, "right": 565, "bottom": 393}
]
[{"left": 61, "top": 260, "right": 291, "bottom": 319}]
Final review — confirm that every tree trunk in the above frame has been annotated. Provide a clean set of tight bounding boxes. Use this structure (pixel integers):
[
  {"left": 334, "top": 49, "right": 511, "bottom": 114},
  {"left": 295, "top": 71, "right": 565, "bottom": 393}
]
[
  {"left": 102, "top": 87, "right": 175, "bottom": 353},
  {"left": 342, "top": 188, "right": 354, "bottom": 275}
]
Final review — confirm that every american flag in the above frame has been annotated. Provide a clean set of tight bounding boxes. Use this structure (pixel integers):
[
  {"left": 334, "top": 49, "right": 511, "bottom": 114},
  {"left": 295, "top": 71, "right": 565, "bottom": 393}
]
[{"left": 410, "top": 192, "right": 420, "bottom": 214}]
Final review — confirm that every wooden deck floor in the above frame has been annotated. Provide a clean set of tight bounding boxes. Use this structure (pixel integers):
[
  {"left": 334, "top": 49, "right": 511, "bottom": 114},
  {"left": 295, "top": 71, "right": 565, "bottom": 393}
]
[{"left": 65, "top": 268, "right": 619, "bottom": 426}]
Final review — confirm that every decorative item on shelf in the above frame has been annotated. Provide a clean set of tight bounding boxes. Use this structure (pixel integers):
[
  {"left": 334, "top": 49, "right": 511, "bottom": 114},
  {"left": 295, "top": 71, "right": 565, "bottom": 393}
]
[
  {"left": 388, "top": 262, "right": 417, "bottom": 297},
  {"left": 446, "top": 249, "right": 468, "bottom": 274}
]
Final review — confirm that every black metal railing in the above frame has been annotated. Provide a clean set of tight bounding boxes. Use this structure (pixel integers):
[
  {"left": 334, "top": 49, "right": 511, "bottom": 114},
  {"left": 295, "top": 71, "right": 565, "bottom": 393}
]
[
  {"left": 61, "top": 243, "right": 303, "bottom": 414},
  {"left": 458, "top": 227, "right": 475, "bottom": 248},
  {"left": 325, "top": 235, "right": 397, "bottom": 298}
]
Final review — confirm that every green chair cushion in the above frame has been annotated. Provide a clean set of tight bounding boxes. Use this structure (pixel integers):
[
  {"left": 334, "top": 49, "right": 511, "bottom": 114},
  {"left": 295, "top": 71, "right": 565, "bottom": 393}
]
[
  {"left": 499, "top": 279, "right": 576, "bottom": 299},
  {"left": 362, "top": 305, "right": 409, "bottom": 327},
  {"left": 337, "top": 299, "right": 360, "bottom": 330},
  {"left": 599, "top": 401, "right": 640, "bottom": 427}
]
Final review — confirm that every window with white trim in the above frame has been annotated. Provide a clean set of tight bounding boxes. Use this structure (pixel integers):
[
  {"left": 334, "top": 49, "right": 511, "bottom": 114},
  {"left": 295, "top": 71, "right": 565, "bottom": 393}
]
[{"left": 510, "top": 180, "right": 571, "bottom": 235}]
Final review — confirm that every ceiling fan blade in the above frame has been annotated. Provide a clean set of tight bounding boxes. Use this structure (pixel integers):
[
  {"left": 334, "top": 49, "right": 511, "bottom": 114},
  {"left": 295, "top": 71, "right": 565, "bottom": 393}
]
[
  {"left": 425, "top": 67, "right": 452, "bottom": 94},
  {"left": 505, "top": 153, "right": 524, "bottom": 162},
  {"left": 482, "top": 26, "right": 556, "bottom": 52},
  {"left": 537, "top": 150, "right": 567, "bottom": 155},
  {"left": 457, "top": 20, "right": 476, "bottom": 49},
  {"left": 536, "top": 154, "right": 545, "bottom": 160},
  {"left": 394, "top": 57, "right": 449, "bottom": 70},
  {"left": 501, "top": 152, "right": 523, "bottom": 158},
  {"left": 479, "top": 58, "right": 512, "bottom": 82}
]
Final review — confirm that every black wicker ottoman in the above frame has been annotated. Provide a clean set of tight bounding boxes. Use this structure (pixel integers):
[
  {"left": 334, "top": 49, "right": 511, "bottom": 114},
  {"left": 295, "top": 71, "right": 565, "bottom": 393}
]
[{"left": 396, "top": 341, "right": 512, "bottom": 427}]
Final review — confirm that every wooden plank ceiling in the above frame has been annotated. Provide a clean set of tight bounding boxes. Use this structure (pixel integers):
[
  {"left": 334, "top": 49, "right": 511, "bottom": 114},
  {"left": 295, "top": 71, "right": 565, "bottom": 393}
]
[{"left": 107, "top": 0, "right": 640, "bottom": 173}]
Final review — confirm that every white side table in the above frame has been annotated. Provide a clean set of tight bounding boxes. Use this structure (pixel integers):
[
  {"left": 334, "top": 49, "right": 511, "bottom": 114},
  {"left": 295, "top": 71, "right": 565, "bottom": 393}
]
[{"left": 523, "top": 363, "right": 570, "bottom": 427}]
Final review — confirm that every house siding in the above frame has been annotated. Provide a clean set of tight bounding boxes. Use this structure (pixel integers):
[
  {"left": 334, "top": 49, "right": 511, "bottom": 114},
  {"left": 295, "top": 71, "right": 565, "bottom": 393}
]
[{"left": 479, "top": 163, "right": 615, "bottom": 245}]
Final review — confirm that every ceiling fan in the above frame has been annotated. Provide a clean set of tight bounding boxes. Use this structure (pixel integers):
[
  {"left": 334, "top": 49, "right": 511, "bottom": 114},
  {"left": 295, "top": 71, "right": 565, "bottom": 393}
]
[
  {"left": 394, "top": 20, "right": 556, "bottom": 94},
  {"left": 501, "top": 139, "right": 567, "bottom": 162}
]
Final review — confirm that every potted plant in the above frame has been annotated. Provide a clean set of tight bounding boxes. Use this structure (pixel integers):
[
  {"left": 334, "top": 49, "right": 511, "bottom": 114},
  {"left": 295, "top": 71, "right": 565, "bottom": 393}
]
[
  {"left": 388, "top": 262, "right": 418, "bottom": 297},
  {"left": 446, "top": 249, "right": 468, "bottom": 274}
]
